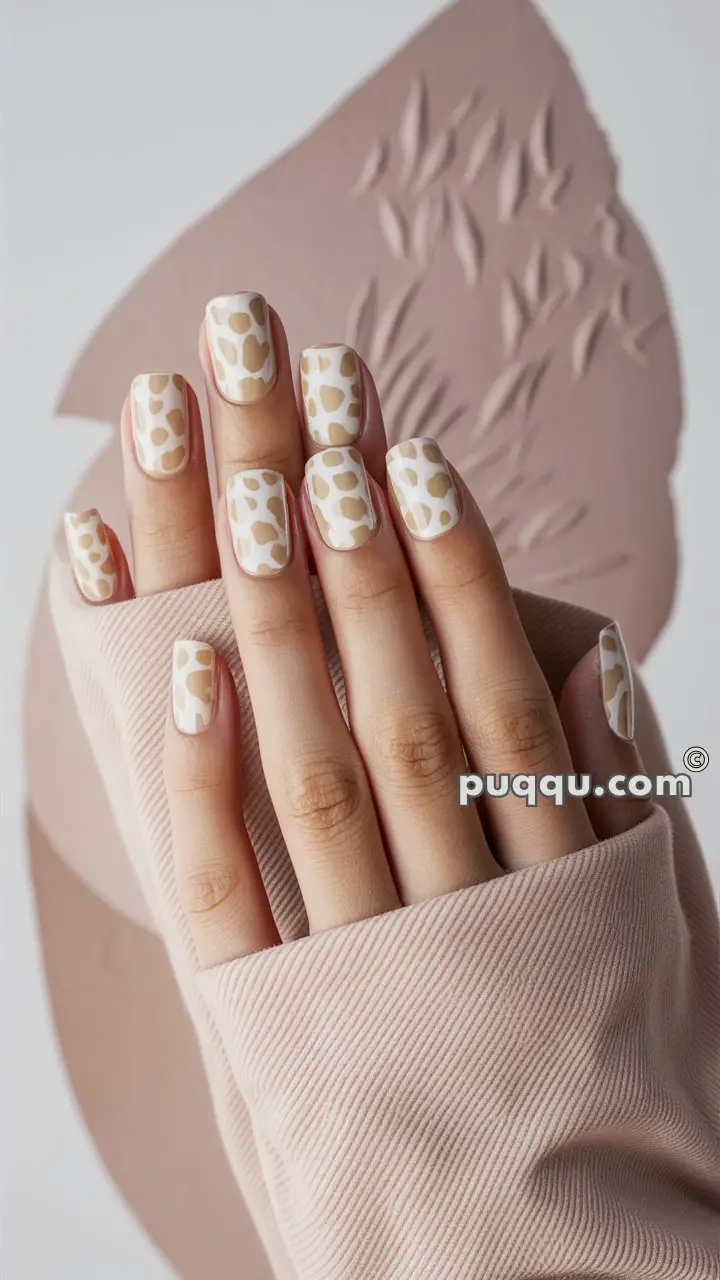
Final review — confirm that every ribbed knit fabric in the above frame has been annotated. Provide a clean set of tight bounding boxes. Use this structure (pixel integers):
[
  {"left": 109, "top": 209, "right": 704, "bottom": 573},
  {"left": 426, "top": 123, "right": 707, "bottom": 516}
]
[{"left": 48, "top": 552, "right": 720, "bottom": 1279}]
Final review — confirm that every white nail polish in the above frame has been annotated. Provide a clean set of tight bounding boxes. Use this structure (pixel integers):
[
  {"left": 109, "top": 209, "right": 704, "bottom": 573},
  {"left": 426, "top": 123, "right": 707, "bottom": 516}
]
[
  {"left": 300, "top": 345, "right": 363, "bottom": 446},
  {"left": 64, "top": 509, "right": 117, "bottom": 602},
  {"left": 599, "top": 623, "right": 634, "bottom": 741},
  {"left": 386, "top": 438, "right": 460, "bottom": 540},
  {"left": 305, "top": 447, "right": 376, "bottom": 550},
  {"left": 227, "top": 469, "right": 290, "bottom": 576},
  {"left": 205, "top": 292, "right": 276, "bottom": 405},
  {"left": 172, "top": 640, "right": 216, "bottom": 735},
  {"left": 131, "top": 373, "right": 189, "bottom": 478}
]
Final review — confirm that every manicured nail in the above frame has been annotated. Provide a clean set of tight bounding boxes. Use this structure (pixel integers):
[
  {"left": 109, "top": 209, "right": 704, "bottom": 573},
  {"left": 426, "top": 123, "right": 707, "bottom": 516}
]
[
  {"left": 227, "top": 469, "right": 290, "bottom": 576},
  {"left": 300, "top": 345, "right": 363, "bottom": 446},
  {"left": 172, "top": 641, "right": 217, "bottom": 735},
  {"left": 64, "top": 509, "right": 117, "bottom": 602},
  {"left": 386, "top": 438, "right": 460, "bottom": 539},
  {"left": 205, "top": 292, "right": 276, "bottom": 404},
  {"left": 130, "top": 373, "right": 189, "bottom": 478},
  {"left": 305, "top": 447, "right": 376, "bottom": 550},
  {"left": 599, "top": 623, "right": 635, "bottom": 741}
]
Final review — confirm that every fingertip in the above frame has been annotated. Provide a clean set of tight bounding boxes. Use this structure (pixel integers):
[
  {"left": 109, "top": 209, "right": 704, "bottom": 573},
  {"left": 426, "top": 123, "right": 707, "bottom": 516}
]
[
  {"left": 297, "top": 346, "right": 388, "bottom": 483},
  {"left": 63, "top": 509, "right": 134, "bottom": 605},
  {"left": 560, "top": 640, "right": 652, "bottom": 839}
]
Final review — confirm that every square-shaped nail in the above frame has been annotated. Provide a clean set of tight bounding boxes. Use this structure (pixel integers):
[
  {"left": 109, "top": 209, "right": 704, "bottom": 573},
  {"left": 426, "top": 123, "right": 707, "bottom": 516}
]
[
  {"left": 305, "top": 447, "right": 376, "bottom": 550},
  {"left": 386, "top": 438, "right": 460, "bottom": 539},
  {"left": 205, "top": 292, "right": 276, "bottom": 404},
  {"left": 131, "top": 373, "right": 189, "bottom": 478},
  {"left": 172, "top": 640, "right": 217, "bottom": 734},
  {"left": 599, "top": 623, "right": 634, "bottom": 741},
  {"left": 227, "top": 469, "right": 290, "bottom": 575},
  {"left": 300, "top": 345, "right": 363, "bottom": 446},
  {"left": 64, "top": 509, "right": 117, "bottom": 601}
]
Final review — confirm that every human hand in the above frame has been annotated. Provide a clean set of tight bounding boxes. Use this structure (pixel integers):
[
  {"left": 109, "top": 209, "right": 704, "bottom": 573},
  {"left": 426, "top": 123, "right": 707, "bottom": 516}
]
[{"left": 64, "top": 291, "right": 647, "bottom": 967}]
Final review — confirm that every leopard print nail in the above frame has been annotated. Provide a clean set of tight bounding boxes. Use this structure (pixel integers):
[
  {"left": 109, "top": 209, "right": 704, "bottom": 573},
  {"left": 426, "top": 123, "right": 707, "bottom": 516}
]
[
  {"left": 386, "top": 438, "right": 460, "bottom": 539},
  {"left": 131, "top": 373, "right": 189, "bottom": 478},
  {"left": 172, "top": 640, "right": 216, "bottom": 735},
  {"left": 205, "top": 292, "right": 276, "bottom": 405},
  {"left": 300, "top": 345, "right": 363, "bottom": 446},
  {"left": 227, "top": 469, "right": 290, "bottom": 576},
  {"left": 305, "top": 446, "right": 376, "bottom": 550},
  {"left": 599, "top": 623, "right": 634, "bottom": 741},
  {"left": 64, "top": 509, "right": 117, "bottom": 602}
]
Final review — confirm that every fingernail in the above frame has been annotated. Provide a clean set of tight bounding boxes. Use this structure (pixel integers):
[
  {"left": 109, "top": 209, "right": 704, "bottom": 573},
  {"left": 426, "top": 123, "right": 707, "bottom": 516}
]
[
  {"left": 599, "top": 623, "right": 635, "bottom": 741},
  {"left": 300, "top": 345, "right": 363, "bottom": 446},
  {"left": 386, "top": 438, "right": 460, "bottom": 539},
  {"left": 64, "top": 509, "right": 117, "bottom": 602},
  {"left": 205, "top": 292, "right": 276, "bottom": 405},
  {"left": 130, "top": 373, "right": 189, "bottom": 478},
  {"left": 172, "top": 640, "right": 217, "bottom": 735},
  {"left": 305, "top": 447, "right": 376, "bottom": 550},
  {"left": 227, "top": 468, "right": 290, "bottom": 576}
]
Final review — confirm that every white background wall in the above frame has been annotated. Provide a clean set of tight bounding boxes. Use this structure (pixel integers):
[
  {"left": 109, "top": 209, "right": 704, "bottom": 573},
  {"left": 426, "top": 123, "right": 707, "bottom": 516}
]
[{"left": 2, "top": 1, "right": 719, "bottom": 1274}]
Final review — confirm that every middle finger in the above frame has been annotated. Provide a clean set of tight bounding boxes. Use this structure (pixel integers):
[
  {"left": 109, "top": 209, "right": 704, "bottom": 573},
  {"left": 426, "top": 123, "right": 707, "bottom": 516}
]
[{"left": 302, "top": 445, "right": 498, "bottom": 903}]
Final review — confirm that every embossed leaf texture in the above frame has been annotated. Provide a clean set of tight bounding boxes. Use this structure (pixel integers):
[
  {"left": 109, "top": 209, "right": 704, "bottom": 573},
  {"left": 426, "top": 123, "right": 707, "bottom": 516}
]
[
  {"left": 398, "top": 76, "right": 430, "bottom": 186},
  {"left": 500, "top": 275, "right": 528, "bottom": 356},
  {"left": 523, "top": 241, "right": 547, "bottom": 311},
  {"left": 529, "top": 99, "right": 553, "bottom": 177},
  {"left": 414, "top": 128, "right": 457, "bottom": 191},
  {"left": 353, "top": 137, "right": 390, "bottom": 195},
  {"left": 498, "top": 143, "right": 528, "bottom": 221},
  {"left": 464, "top": 110, "right": 504, "bottom": 183},
  {"left": 411, "top": 188, "right": 448, "bottom": 267},
  {"left": 449, "top": 194, "right": 484, "bottom": 286},
  {"left": 377, "top": 197, "right": 409, "bottom": 258},
  {"left": 540, "top": 167, "right": 571, "bottom": 212},
  {"left": 450, "top": 88, "right": 482, "bottom": 126}
]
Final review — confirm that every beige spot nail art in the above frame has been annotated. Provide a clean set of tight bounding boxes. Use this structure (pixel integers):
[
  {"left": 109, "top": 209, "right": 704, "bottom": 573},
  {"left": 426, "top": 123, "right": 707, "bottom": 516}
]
[
  {"left": 227, "top": 468, "right": 290, "bottom": 576},
  {"left": 300, "top": 345, "right": 363, "bottom": 446},
  {"left": 131, "top": 373, "right": 189, "bottom": 478},
  {"left": 63, "top": 509, "right": 117, "bottom": 602},
  {"left": 599, "top": 622, "right": 634, "bottom": 741},
  {"left": 305, "top": 446, "right": 376, "bottom": 550},
  {"left": 172, "top": 640, "right": 216, "bottom": 735},
  {"left": 205, "top": 292, "right": 276, "bottom": 405},
  {"left": 386, "top": 438, "right": 460, "bottom": 539}
]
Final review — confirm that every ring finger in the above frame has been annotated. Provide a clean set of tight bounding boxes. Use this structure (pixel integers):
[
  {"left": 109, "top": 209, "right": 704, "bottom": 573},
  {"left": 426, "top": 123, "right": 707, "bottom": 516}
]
[{"left": 386, "top": 437, "right": 596, "bottom": 869}]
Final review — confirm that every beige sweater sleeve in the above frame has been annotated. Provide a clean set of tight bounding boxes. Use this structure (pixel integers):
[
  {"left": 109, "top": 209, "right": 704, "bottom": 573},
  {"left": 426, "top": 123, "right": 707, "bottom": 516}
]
[{"left": 49, "top": 554, "right": 720, "bottom": 1279}]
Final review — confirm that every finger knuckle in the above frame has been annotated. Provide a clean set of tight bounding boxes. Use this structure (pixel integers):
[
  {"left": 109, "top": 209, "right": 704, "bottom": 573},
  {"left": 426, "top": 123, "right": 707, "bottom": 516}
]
[
  {"left": 334, "top": 565, "right": 405, "bottom": 616},
  {"left": 179, "top": 862, "right": 241, "bottom": 917},
  {"left": 285, "top": 761, "right": 364, "bottom": 836},
  {"left": 165, "top": 753, "right": 224, "bottom": 800},
  {"left": 243, "top": 608, "right": 311, "bottom": 648},
  {"left": 137, "top": 516, "right": 210, "bottom": 565},
  {"left": 373, "top": 709, "right": 459, "bottom": 788},
  {"left": 472, "top": 687, "right": 562, "bottom": 772},
  {"left": 430, "top": 540, "right": 507, "bottom": 607},
  {"left": 222, "top": 446, "right": 296, "bottom": 480}
]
